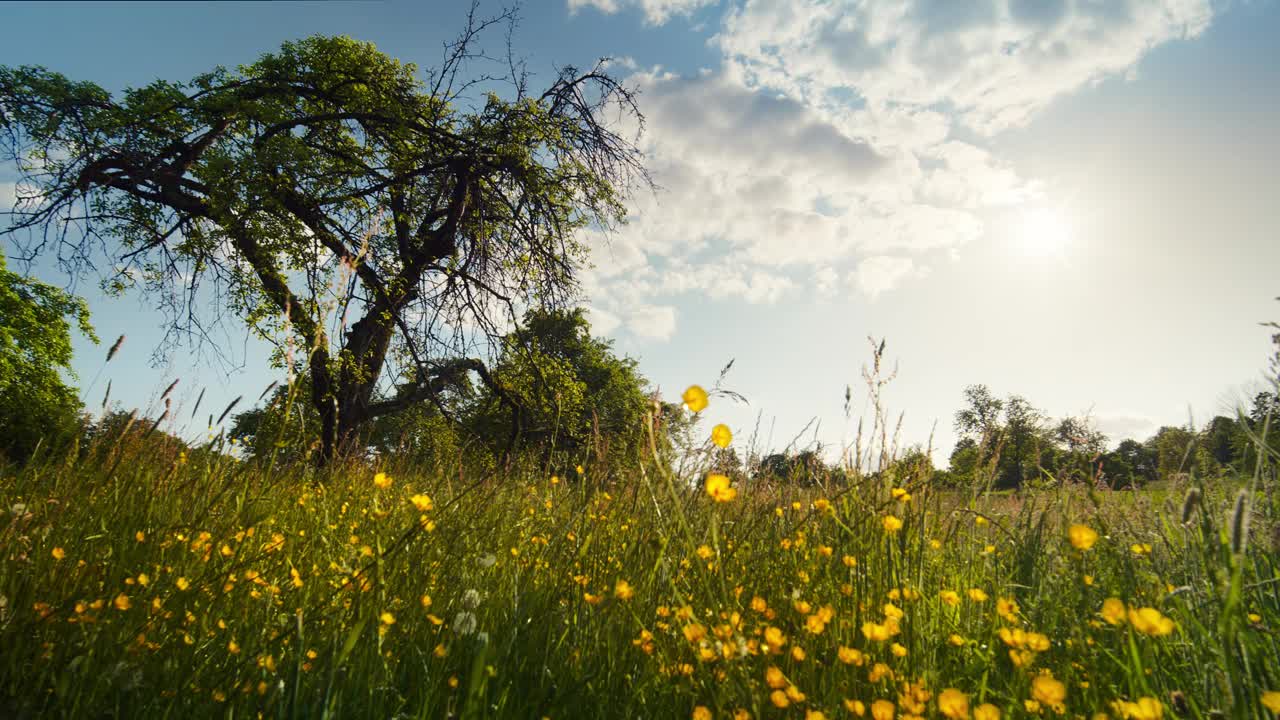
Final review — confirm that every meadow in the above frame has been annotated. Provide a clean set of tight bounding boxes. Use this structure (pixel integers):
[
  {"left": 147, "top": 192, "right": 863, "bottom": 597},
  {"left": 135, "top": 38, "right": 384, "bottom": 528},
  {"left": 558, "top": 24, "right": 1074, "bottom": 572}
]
[{"left": 2, "top": 385, "right": 1278, "bottom": 720}]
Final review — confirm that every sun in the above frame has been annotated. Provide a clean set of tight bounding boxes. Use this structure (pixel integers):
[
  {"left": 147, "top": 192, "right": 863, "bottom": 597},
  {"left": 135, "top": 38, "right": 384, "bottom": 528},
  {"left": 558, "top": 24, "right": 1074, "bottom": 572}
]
[{"left": 1017, "top": 207, "right": 1072, "bottom": 259}]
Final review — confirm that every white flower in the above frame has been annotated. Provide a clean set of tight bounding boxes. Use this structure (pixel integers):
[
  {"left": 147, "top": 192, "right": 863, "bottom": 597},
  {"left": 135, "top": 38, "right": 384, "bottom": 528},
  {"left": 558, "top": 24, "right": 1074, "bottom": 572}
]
[
  {"left": 453, "top": 611, "right": 478, "bottom": 636},
  {"left": 462, "top": 589, "right": 482, "bottom": 609},
  {"left": 477, "top": 554, "right": 497, "bottom": 569}
]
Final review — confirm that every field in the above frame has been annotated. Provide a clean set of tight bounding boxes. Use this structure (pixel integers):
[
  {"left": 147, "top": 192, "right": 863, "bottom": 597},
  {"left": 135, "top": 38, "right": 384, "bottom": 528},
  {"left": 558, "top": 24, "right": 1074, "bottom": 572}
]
[{"left": 1, "top": 412, "right": 1278, "bottom": 720}]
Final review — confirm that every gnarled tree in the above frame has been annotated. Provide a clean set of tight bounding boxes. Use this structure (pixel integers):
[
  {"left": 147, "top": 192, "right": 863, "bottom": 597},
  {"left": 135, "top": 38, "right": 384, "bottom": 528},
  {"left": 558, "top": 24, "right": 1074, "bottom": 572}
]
[{"left": 0, "top": 17, "right": 646, "bottom": 463}]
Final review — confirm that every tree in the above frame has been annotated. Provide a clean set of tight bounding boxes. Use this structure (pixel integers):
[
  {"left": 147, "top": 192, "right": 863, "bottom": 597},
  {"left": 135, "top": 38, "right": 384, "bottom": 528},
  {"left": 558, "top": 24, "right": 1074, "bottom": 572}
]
[
  {"left": 1145, "top": 426, "right": 1199, "bottom": 480},
  {"left": 1101, "top": 439, "right": 1157, "bottom": 488},
  {"left": 0, "top": 253, "right": 96, "bottom": 462},
  {"left": 953, "top": 385, "right": 1045, "bottom": 489},
  {"left": 0, "top": 19, "right": 645, "bottom": 465},
  {"left": 468, "top": 307, "right": 651, "bottom": 469}
]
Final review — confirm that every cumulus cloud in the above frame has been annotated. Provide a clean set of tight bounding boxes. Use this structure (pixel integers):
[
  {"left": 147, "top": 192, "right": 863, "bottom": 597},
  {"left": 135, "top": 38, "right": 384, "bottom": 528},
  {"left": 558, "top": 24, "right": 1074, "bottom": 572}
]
[
  {"left": 717, "top": 0, "right": 1213, "bottom": 134},
  {"left": 0, "top": 182, "right": 15, "bottom": 212},
  {"left": 626, "top": 304, "right": 678, "bottom": 340},
  {"left": 568, "top": 0, "right": 716, "bottom": 25},
  {"left": 572, "top": 0, "right": 1214, "bottom": 341},
  {"left": 1094, "top": 412, "right": 1161, "bottom": 444},
  {"left": 850, "top": 255, "right": 926, "bottom": 299}
]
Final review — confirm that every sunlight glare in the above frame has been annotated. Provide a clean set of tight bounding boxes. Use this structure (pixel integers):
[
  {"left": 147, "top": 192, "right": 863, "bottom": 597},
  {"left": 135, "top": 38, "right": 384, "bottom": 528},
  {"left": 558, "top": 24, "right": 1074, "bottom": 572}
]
[{"left": 1018, "top": 207, "right": 1072, "bottom": 259}]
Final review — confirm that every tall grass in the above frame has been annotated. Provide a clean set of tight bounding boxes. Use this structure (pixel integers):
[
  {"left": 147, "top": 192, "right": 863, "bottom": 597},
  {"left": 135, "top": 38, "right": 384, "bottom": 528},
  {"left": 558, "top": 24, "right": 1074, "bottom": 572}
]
[{"left": 1, "top": 379, "right": 1278, "bottom": 719}]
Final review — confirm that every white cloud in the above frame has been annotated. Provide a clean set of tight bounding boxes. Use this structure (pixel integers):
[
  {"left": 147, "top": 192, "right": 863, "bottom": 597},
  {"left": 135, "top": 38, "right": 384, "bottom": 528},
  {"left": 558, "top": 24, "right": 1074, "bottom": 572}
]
[
  {"left": 1094, "top": 412, "right": 1160, "bottom": 444},
  {"left": 568, "top": 0, "right": 716, "bottom": 25},
  {"left": 850, "top": 255, "right": 926, "bottom": 298},
  {"left": 0, "top": 182, "right": 15, "bottom": 212},
  {"left": 626, "top": 304, "right": 678, "bottom": 340},
  {"left": 584, "top": 305, "right": 622, "bottom": 336},
  {"left": 574, "top": 0, "right": 1215, "bottom": 342},
  {"left": 717, "top": 0, "right": 1213, "bottom": 134}
]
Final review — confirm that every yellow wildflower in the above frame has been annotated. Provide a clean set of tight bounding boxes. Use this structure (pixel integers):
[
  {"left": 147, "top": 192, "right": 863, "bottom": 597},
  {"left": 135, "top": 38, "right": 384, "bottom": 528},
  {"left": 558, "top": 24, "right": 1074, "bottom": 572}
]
[
  {"left": 882, "top": 515, "right": 904, "bottom": 533},
  {"left": 711, "top": 423, "right": 733, "bottom": 448},
  {"left": 683, "top": 385, "right": 709, "bottom": 413},
  {"left": 614, "top": 579, "right": 634, "bottom": 601},
  {"left": 373, "top": 472, "right": 392, "bottom": 489},
  {"left": 1101, "top": 598, "right": 1126, "bottom": 625},
  {"left": 872, "top": 700, "right": 896, "bottom": 720},
  {"left": 705, "top": 473, "right": 737, "bottom": 502},
  {"left": 938, "top": 689, "right": 970, "bottom": 720},
  {"left": 974, "top": 704, "right": 1001, "bottom": 720},
  {"left": 1068, "top": 524, "right": 1098, "bottom": 550},
  {"left": 410, "top": 494, "right": 434, "bottom": 512},
  {"left": 1128, "top": 607, "right": 1174, "bottom": 636}
]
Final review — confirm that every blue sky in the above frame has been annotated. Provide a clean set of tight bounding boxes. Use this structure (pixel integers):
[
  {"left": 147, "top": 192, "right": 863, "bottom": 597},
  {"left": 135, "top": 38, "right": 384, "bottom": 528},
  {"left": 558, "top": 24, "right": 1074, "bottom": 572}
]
[{"left": 3, "top": 0, "right": 1278, "bottom": 464}]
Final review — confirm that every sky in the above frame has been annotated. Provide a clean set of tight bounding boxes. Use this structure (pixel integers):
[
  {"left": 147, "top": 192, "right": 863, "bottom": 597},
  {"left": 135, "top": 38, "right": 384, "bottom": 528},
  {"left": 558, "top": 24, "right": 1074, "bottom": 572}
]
[{"left": 2, "top": 0, "right": 1278, "bottom": 465}]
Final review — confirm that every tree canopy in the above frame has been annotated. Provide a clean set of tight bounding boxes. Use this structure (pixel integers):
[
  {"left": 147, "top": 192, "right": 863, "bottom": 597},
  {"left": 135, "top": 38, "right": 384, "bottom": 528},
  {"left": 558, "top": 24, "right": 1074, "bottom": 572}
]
[
  {"left": 0, "top": 253, "right": 96, "bottom": 462},
  {"left": 0, "top": 19, "right": 646, "bottom": 464}
]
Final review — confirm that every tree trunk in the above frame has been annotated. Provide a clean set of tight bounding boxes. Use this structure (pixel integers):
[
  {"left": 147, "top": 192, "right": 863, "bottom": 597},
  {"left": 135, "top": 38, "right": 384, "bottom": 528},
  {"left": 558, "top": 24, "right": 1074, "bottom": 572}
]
[{"left": 312, "top": 309, "right": 397, "bottom": 467}]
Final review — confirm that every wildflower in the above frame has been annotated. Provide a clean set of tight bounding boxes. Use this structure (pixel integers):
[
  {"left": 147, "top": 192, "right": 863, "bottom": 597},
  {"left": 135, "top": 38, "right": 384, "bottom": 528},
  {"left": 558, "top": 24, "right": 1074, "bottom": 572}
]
[
  {"left": 974, "top": 704, "right": 1001, "bottom": 720},
  {"left": 938, "top": 689, "right": 970, "bottom": 720},
  {"left": 462, "top": 589, "right": 482, "bottom": 609},
  {"left": 683, "top": 385, "right": 709, "bottom": 413},
  {"left": 614, "top": 579, "right": 635, "bottom": 601},
  {"left": 843, "top": 554, "right": 858, "bottom": 567},
  {"left": 734, "top": 709, "right": 751, "bottom": 720},
  {"left": 51, "top": 547, "right": 65, "bottom": 560},
  {"left": 948, "top": 634, "right": 966, "bottom": 647},
  {"left": 374, "top": 472, "right": 392, "bottom": 489},
  {"left": 968, "top": 588, "right": 988, "bottom": 602},
  {"left": 453, "top": 611, "right": 478, "bottom": 635},
  {"left": 1101, "top": 598, "right": 1126, "bottom": 625},
  {"left": 882, "top": 515, "right": 903, "bottom": 533},
  {"left": 806, "top": 613, "right": 828, "bottom": 634},
  {"left": 135, "top": 531, "right": 146, "bottom": 542},
  {"left": 1113, "top": 698, "right": 1164, "bottom": 720},
  {"left": 846, "top": 700, "right": 867, "bottom": 716},
  {"left": 1131, "top": 543, "right": 1152, "bottom": 557},
  {"left": 712, "top": 424, "right": 733, "bottom": 448},
  {"left": 771, "top": 690, "right": 790, "bottom": 708},
  {"left": 791, "top": 646, "right": 806, "bottom": 662},
  {"left": 705, "top": 473, "right": 737, "bottom": 502},
  {"left": 940, "top": 590, "right": 961, "bottom": 606},
  {"left": 814, "top": 499, "right": 833, "bottom": 514},
  {"left": 697, "top": 545, "right": 714, "bottom": 560},
  {"left": 228, "top": 639, "right": 240, "bottom": 654},
  {"left": 410, "top": 494, "right": 434, "bottom": 512},
  {"left": 583, "top": 592, "right": 603, "bottom": 605},
  {"left": 750, "top": 596, "right": 767, "bottom": 613},
  {"left": 380, "top": 612, "right": 396, "bottom": 626},
  {"left": 576, "top": 464, "right": 585, "bottom": 475},
  {"left": 1068, "top": 525, "right": 1098, "bottom": 551},
  {"left": 1261, "top": 692, "right": 1280, "bottom": 714},
  {"left": 693, "top": 707, "right": 712, "bottom": 720},
  {"left": 1128, "top": 607, "right": 1174, "bottom": 636},
  {"left": 114, "top": 593, "right": 131, "bottom": 611},
  {"left": 871, "top": 700, "right": 896, "bottom": 720},
  {"left": 868, "top": 663, "right": 893, "bottom": 683},
  {"left": 766, "top": 666, "right": 788, "bottom": 689},
  {"left": 786, "top": 684, "right": 807, "bottom": 702},
  {"left": 862, "top": 621, "right": 893, "bottom": 642},
  {"left": 764, "top": 625, "right": 787, "bottom": 649},
  {"left": 996, "top": 597, "right": 1020, "bottom": 622},
  {"left": 1031, "top": 674, "right": 1066, "bottom": 709},
  {"left": 891, "top": 487, "right": 911, "bottom": 502},
  {"left": 838, "top": 646, "right": 865, "bottom": 665}
]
